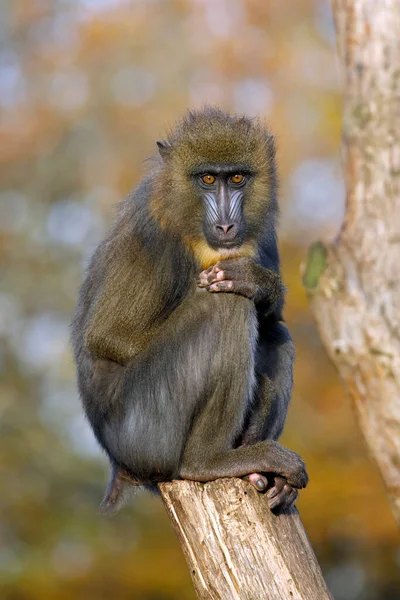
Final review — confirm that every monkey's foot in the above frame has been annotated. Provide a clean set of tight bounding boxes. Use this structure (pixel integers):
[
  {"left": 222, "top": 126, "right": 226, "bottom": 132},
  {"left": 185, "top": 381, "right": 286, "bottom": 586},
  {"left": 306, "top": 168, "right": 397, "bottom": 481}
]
[
  {"left": 244, "top": 473, "right": 298, "bottom": 512},
  {"left": 267, "top": 475, "right": 298, "bottom": 512},
  {"left": 244, "top": 473, "right": 269, "bottom": 492}
]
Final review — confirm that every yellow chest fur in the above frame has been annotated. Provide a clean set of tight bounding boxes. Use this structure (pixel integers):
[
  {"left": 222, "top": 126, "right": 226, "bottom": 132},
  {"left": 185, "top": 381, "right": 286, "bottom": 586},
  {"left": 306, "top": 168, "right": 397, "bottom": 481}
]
[{"left": 186, "top": 238, "right": 256, "bottom": 270}]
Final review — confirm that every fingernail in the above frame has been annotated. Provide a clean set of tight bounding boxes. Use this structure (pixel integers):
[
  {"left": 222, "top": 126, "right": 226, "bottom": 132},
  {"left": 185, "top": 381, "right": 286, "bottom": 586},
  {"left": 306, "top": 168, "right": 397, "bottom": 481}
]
[{"left": 256, "top": 479, "right": 266, "bottom": 491}]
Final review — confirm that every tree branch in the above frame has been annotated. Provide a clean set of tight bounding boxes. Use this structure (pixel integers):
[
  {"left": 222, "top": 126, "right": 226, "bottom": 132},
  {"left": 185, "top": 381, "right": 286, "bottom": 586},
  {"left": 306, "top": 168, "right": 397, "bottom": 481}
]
[
  {"left": 159, "top": 479, "right": 332, "bottom": 600},
  {"left": 305, "top": 0, "right": 400, "bottom": 523}
]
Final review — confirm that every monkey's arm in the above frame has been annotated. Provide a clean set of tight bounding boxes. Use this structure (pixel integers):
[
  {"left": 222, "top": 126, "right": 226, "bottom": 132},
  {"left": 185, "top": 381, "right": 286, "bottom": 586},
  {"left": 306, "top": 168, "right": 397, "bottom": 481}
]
[
  {"left": 239, "top": 322, "right": 297, "bottom": 509},
  {"left": 79, "top": 231, "right": 193, "bottom": 366}
]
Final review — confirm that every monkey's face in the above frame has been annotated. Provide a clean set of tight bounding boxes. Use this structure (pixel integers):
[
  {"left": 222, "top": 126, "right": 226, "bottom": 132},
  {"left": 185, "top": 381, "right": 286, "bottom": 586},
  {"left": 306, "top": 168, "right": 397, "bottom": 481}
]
[
  {"left": 192, "top": 166, "right": 250, "bottom": 250},
  {"left": 153, "top": 108, "right": 278, "bottom": 260}
]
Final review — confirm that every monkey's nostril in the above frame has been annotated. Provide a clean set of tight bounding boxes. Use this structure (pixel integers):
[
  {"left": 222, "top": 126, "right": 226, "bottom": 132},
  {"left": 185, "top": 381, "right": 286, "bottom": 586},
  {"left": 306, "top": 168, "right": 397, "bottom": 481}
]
[{"left": 216, "top": 224, "right": 235, "bottom": 234}]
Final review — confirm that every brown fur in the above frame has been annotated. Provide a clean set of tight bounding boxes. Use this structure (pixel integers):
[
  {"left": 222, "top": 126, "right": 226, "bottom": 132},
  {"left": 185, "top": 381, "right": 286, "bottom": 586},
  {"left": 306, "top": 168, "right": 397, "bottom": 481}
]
[{"left": 71, "top": 106, "right": 307, "bottom": 514}]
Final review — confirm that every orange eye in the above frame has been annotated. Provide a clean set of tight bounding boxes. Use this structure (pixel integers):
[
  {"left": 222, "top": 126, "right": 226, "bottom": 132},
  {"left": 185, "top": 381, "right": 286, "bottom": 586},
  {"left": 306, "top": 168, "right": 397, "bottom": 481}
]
[
  {"left": 201, "top": 174, "right": 215, "bottom": 185},
  {"left": 230, "top": 174, "right": 244, "bottom": 184}
]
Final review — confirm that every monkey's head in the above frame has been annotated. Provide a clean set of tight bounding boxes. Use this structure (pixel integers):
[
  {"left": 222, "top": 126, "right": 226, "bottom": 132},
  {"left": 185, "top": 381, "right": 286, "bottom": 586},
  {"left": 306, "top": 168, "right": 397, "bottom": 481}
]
[{"left": 152, "top": 107, "right": 277, "bottom": 267}]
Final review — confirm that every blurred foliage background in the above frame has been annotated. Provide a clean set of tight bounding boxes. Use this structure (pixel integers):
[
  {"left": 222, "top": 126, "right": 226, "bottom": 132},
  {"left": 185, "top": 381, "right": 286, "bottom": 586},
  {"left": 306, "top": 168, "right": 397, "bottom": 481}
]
[{"left": 0, "top": 1, "right": 399, "bottom": 599}]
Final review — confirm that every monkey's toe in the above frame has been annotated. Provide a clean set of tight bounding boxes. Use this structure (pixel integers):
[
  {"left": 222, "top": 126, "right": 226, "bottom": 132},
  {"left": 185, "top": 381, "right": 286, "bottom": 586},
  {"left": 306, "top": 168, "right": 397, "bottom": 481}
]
[
  {"left": 267, "top": 476, "right": 298, "bottom": 513},
  {"left": 244, "top": 473, "right": 269, "bottom": 492}
]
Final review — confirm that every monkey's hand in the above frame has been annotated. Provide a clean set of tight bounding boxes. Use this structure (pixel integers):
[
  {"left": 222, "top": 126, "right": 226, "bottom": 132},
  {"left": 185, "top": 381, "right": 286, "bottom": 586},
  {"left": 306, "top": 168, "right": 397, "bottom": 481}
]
[
  {"left": 197, "top": 257, "right": 284, "bottom": 306},
  {"left": 244, "top": 473, "right": 299, "bottom": 512}
]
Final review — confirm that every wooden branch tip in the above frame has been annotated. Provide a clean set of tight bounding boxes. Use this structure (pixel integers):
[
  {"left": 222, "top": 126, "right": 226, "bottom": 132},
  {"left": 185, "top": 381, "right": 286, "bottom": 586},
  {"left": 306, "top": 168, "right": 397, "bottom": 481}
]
[{"left": 159, "top": 478, "right": 332, "bottom": 600}]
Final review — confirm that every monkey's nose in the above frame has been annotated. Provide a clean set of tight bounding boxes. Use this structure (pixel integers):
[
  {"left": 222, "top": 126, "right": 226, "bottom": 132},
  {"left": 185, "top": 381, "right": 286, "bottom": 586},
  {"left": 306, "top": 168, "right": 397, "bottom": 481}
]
[{"left": 215, "top": 223, "right": 235, "bottom": 234}]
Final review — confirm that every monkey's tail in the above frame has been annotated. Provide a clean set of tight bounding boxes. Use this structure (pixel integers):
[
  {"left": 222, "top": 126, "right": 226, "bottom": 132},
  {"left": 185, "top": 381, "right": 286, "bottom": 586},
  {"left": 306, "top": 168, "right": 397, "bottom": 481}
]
[{"left": 99, "top": 465, "right": 144, "bottom": 515}]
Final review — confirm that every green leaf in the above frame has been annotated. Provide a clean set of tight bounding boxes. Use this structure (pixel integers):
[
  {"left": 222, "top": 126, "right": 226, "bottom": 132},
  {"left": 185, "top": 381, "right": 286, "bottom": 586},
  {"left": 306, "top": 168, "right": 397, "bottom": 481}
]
[{"left": 303, "top": 241, "right": 327, "bottom": 291}]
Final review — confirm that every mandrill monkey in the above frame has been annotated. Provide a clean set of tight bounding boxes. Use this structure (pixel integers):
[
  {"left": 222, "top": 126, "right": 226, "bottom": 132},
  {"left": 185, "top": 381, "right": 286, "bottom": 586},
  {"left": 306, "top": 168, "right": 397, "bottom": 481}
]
[{"left": 72, "top": 107, "right": 308, "bottom": 513}]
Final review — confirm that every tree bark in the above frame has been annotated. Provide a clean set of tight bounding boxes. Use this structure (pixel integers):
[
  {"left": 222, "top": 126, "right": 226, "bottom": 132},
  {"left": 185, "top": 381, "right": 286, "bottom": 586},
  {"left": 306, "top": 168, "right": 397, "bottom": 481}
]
[
  {"left": 304, "top": 0, "right": 400, "bottom": 523},
  {"left": 159, "top": 479, "right": 332, "bottom": 600}
]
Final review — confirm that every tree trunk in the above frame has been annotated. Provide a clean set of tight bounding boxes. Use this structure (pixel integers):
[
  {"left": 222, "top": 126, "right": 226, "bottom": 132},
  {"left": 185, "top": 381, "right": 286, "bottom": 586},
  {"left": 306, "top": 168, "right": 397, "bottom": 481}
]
[
  {"left": 304, "top": 0, "right": 400, "bottom": 523},
  {"left": 159, "top": 479, "right": 332, "bottom": 600}
]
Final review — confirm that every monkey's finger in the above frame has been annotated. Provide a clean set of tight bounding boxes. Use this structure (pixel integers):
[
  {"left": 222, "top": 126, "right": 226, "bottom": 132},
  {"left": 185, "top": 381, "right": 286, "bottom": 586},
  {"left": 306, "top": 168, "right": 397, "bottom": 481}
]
[
  {"left": 209, "top": 270, "right": 227, "bottom": 284},
  {"left": 244, "top": 473, "right": 269, "bottom": 492},
  {"left": 197, "top": 265, "right": 219, "bottom": 286},
  {"left": 207, "top": 264, "right": 238, "bottom": 284},
  {"left": 208, "top": 280, "right": 257, "bottom": 300},
  {"left": 198, "top": 265, "right": 217, "bottom": 277},
  {"left": 197, "top": 274, "right": 210, "bottom": 287},
  {"left": 198, "top": 266, "right": 226, "bottom": 287},
  {"left": 208, "top": 280, "right": 234, "bottom": 292}
]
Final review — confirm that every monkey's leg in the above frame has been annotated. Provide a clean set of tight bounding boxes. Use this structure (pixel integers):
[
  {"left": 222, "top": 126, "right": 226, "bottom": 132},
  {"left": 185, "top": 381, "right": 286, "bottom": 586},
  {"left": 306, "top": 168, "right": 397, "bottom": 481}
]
[
  {"left": 88, "top": 290, "right": 232, "bottom": 513},
  {"left": 242, "top": 322, "right": 299, "bottom": 510},
  {"left": 242, "top": 322, "right": 295, "bottom": 444},
  {"left": 180, "top": 307, "right": 307, "bottom": 490},
  {"left": 98, "top": 292, "right": 251, "bottom": 486},
  {"left": 181, "top": 421, "right": 307, "bottom": 488},
  {"left": 197, "top": 261, "right": 304, "bottom": 501}
]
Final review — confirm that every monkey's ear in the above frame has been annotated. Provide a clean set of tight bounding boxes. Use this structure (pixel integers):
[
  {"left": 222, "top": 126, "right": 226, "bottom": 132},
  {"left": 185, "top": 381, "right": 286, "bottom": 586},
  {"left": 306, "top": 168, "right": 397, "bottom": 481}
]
[{"left": 157, "top": 140, "right": 172, "bottom": 161}]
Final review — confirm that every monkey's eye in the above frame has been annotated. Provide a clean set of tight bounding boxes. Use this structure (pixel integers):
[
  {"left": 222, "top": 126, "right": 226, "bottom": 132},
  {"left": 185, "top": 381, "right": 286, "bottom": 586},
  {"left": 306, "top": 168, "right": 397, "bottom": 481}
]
[
  {"left": 230, "top": 174, "right": 245, "bottom": 185},
  {"left": 201, "top": 174, "right": 216, "bottom": 185}
]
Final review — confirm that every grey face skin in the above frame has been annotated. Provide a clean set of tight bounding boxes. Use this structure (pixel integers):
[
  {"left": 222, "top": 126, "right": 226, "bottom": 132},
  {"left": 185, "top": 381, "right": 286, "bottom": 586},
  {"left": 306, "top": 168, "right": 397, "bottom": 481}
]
[
  {"left": 192, "top": 166, "right": 252, "bottom": 249},
  {"left": 71, "top": 108, "right": 308, "bottom": 514}
]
